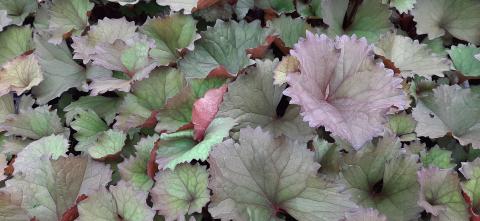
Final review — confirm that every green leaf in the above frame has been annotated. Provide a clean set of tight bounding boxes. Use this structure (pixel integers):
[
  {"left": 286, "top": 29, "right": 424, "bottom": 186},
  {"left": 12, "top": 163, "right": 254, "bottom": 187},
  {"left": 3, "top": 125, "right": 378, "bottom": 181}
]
[
  {"left": 141, "top": 14, "right": 197, "bottom": 65},
  {"left": 322, "top": 0, "right": 392, "bottom": 42},
  {"left": 65, "top": 96, "right": 121, "bottom": 125},
  {"left": 156, "top": 117, "right": 236, "bottom": 170},
  {"left": 189, "top": 77, "right": 228, "bottom": 99},
  {"left": 412, "top": 0, "right": 480, "bottom": 44},
  {"left": 268, "top": 15, "right": 313, "bottom": 48},
  {"left": 460, "top": 159, "right": 480, "bottom": 214},
  {"left": 342, "top": 136, "right": 422, "bottom": 221},
  {"left": 7, "top": 155, "right": 112, "bottom": 221},
  {"left": 155, "top": 87, "right": 195, "bottom": 133},
  {"left": 374, "top": 32, "right": 450, "bottom": 78},
  {"left": 114, "top": 94, "right": 152, "bottom": 131},
  {"left": 208, "top": 127, "right": 356, "bottom": 221},
  {"left": 70, "top": 109, "right": 108, "bottom": 151},
  {"left": 418, "top": 167, "right": 469, "bottom": 220},
  {"left": 32, "top": 34, "right": 87, "bottom": 104},
  {"left": 421, "top": 146, "right": 455, "bottom": 169},
  {"left": 0, "top": 106, "right": 66, "bottom": 140},
  {"left": 412, "top": 85, "right": 480, "bottom": 148},
  {"left": 77, "top": 181, "right": 155, "bottom": 221},
  {"left": 0, "top": 26, "right": 33, "bottom": 66},
  {"left": 87, "top": 129, "right": 127, "bottom": 159},
  {"left": 386, "top": 112, "right": 417, "bottom": 141},
  {"left": 151, "top": 164, "right": 209, "bottom": 220},
  {"left": 47, "top": 0, "right": 94, "bottom": 44},
  {"left": 0, "top": 0, "right": 37, "bottom": 25},
  {"left": 296, "top": 0, "right": 322, "bottom": 18},
  {"left": 217, "top": 59, "right": 314, "bottom": 142},
  {"left": 179, "top": 20, "right": 272, "bottom": 79},
  {"left": 312, "top": 137, "right": 341, "bottom": 176},
  {"left": 156, "top": 0, "right": 197, "bottom": 14},
  {"left": 118, "top": 135, "right": 159, "bottom": 191},
  {"left": 448, "top": 44, "right": 480, "bottom": 77}
]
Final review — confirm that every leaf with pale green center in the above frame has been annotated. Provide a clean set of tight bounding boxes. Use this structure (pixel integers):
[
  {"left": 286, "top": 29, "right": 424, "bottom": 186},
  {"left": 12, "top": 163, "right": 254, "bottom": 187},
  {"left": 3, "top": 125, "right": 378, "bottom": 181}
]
[
  {"left": 412, "top": 0, "right": 480, "bottom": 44},
  {"left": 155, "top": 87, "right": 195, "bottom": 133},
  {"left": 32, "top": 33, "right": 87, "bottom": 104},
  {"left": 208, "top": 127, "right": 356, "bottom": 221},
  {"left": 0, "top": 105, "right": 65, "bottom": 139},
  {"left": 151, "top": 164, "right": 209, "bottom": 221},
  {"left": 448, "top": 44, "right": 480, "bottom": 77},
  {"left": 47, "top": 0, "right": 94, "bottom": 44},
  {"left": 7, "top": 155, "right": 112, "bottom": 221},
  {"left": 342, "top": 136, "right": 422, "bottom": 221},
  {"left": 381, "top": 0, "right": 416, "bottom": 13},
  {"left": 386, "top": 112, "right": 417, "bottom": 141},
  {"left": 189, "top": 77, "right": 228, "bottom": 98},
  {"left": 0, "top": 54, "right": 43, "bottom": 96},
  {"left": 118, "top": 135, "right": 159, "bottom": 191},
  {"left": 418, "top": 167, "right": 469, "bottom": 221},
  {"left": 412, "top": 85, "right": 480, "bottom": 147},
  {"left": 156, "top": 117, "right": 236, "bottom": 170},
  {"left": 141, "top": 14, "right": 197, "bottom": 65},
  {"left": 0, "top": 26, "right": 33, "bottom": 66},
  {"left": 77, "top": 181, "right": 155, "bottom": 221},
  {"left": 0, "top": 0, "right": 37, "bottom": 26},
  {"left": 268, "top": 15, "right": 313, "bottom": 48},
  {"left": 420, "top": 146, "right": 455, "bottom": 169},
  {"left": 217, "top": 59, "right": 315, "bottom": 142},
  {"left": 322, "top": 0, "right": 392, "bottom": 42},
  {"left": 86, "top": 129, "right": 127, "bottom": 159},
  {"left": 179, "top": 20, "right": 273, "bottom": 79},
  {"left": 460, "top": 158, "right": 480, "bottom": 215},
  {"left": 374, "top": 32, "right": 450, "bottom": 78}
]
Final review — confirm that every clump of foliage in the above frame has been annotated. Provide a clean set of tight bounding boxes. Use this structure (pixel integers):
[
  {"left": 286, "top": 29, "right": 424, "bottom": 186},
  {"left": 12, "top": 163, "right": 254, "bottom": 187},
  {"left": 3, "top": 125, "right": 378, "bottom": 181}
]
[{"left": 1, "top": 0, "right": 480, "bottom": 220}]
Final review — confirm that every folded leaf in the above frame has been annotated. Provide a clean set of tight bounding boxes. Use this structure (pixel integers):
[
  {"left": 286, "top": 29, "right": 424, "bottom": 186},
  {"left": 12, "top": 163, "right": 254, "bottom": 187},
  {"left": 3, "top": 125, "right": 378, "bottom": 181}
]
[
  {"left": 0, "top": 54, "right": 43, "bottom": 96},
  {"left": 179, "top": 20, "right": 272, "bottom": 79},
  {"left": 156, "top": 117, "right": 235, "bottom": 170},
  {"left": 208, "top": 127, "right": 356, "bottom": 221},
  {"left": 284, "top": 33, "right": 407, "bottom": 148},
  {"left": 192, "top": 84, "right": 227, "bottom": 141},
  {"left": 141, "top": 14, "right": 197, "bottom": 65},
  {"left": 77, "top": 181, "right": 155, "bottom": 221},
  {"left": 151, "top": 164, "right": 209, "bottom": 221},
  {"left": 460, "top": 158, "right": 480, "bottom": 216},
  {"left": 374, "top": 32, "right": 450, "bottom": 78},
  {"left": 155, "top": 87, "right": 195, "bottom": 133},
  {"left": 65, "top": 96, "right": 121, "bottom": 125},
  {"left": 418, "top": 167, "right": 469, "bottom": 221},
  {"left": 386, "top": 112, "right": 417, "bottom": 141},
  {"left": 69, "top": 109, "right": 108, "bottom": 151},
  {"left": 412, "top": 85, "right": 480, "bottom": 147},
  {"left": 118, "top": 135, "right": 160, "bottom": 191},
  {"left": 412, "top": 0, "right": 480, "bottom": 44}
]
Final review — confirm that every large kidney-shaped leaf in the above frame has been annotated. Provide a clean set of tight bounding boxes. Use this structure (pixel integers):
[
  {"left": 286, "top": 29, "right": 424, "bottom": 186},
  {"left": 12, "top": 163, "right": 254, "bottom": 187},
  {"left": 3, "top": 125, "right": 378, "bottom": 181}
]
[
  {"left": 0, "top": 26, "right": 33, "bottom": 66},
  {"left": 6, "top": 155, "right": 112, "bottom": 221},
  {"left": 77, "top": 181, "right": 155, "bottom": 221},
  {"left": 284, "top": 33, "right": 407, "bottom": 149},
  {"left": 179, "top": 20, "right": 273, "bottom": 79},
  {"left": 374, "top": 32, "right": 450, "bottom": 78},
  {"left": 342, "top": 136, "right": 422, "bottom": 221},
  {"left": 151, "top": 164, "right": 209, "bottom": 221},
  {"left": 86, "top": 129, "right": 127, "bottom": 159},
  {"left": 412, "top": 0, "right": 480, "bottom": 44},
  {"left": 418, "top": 167, "right": 469, "bottom": 221},
  {"left": 47, "top": 0, "right": 94, "bottom": 44},
  {"left": 208, "top": 127, "right": 356, "bottom": 221},
  {"left": 412, "top": 85, "right": 480, "bottom": 148},
  {"left": 217, "top": 59, "right": 314, "bottom": 142}
]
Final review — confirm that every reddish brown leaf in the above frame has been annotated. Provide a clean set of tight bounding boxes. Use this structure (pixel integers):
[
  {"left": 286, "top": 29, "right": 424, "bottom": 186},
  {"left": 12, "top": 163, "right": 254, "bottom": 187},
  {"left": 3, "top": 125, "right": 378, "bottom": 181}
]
[
  {"left": 192, "top": 84, "right": 228, "bottom": 141},
  {"left": 60, "top": 194, "right": 88, "bottom": 221}
]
